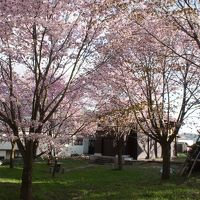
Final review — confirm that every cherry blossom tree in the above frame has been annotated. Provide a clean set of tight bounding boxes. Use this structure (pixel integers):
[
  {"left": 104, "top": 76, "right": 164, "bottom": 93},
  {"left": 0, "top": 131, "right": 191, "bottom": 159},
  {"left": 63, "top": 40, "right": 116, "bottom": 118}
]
[
  {"left": 39, "top": 90, "right": 97, "bottom": 177},
  {"left": 97, "top": 109, "right": 134, "bottom": 170},
  {"left": 83, "top": 51, "right": 136, "bottom": 169},
  {"left": 136, "top": 0, "right": 200, "bottom": 69},
  {"left": 125, "top": 51, "right": 200, "bottom": 179},
  {"left": 121, "top": 0, "right": 200, "bottom": 178},
  {"left": 0, "top": 1, "right": 109, "bottom": 199},
  {"left": 85, "top": 5, "right": 200, "bottom": 179}
]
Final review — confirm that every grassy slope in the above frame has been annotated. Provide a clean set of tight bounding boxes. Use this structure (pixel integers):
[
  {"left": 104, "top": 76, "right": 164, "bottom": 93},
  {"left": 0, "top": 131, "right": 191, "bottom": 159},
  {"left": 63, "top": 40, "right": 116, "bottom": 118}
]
[{"left": 0, "top": 159, "right": 200, "bottom": 200}]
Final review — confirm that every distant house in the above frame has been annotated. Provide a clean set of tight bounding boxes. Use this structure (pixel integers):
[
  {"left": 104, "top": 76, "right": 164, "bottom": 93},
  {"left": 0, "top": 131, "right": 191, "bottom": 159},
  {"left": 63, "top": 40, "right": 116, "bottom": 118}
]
[
  {"left": 177, "top": 133, "right": 199, "bottom": 153},
  {"left": 57, "top": 136, "right": 95, "bottom": 157},
  {"left": 0, "top": 142, "right": 21, "bottom": 160},
  {"left": 89, "top": 108, "right": 177, "bottom": 161},
  {"left": 0, "top": 137, "right": 94, "bottom": 160},
  {"left": 178, "top": 133, "right": 198, "bottom": 146},
  {"left": 55, "top": 131, "right": 165, "bottom": 159},
  {"left": 0, "top": 130, "right": 177, "bottom": 160},
  {"left": 92, "top": 129, "right": 175, "bottom": 160}
]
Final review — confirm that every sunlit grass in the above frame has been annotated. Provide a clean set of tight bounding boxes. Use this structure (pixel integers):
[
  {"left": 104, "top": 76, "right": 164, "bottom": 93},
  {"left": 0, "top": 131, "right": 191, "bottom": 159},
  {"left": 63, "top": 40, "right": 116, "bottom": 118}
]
[
  {"left": 0, "top": 159, "right": 200, "bottom": 199},
  {"left": 0, "top": 178, "right": 20, "bottom": 183}
]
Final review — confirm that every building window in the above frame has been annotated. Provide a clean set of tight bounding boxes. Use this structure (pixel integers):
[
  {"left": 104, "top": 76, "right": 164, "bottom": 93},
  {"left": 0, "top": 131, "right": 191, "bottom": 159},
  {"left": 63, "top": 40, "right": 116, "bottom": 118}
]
[{"left": 74, "top": 138, "right": 83, "bottom": 145}]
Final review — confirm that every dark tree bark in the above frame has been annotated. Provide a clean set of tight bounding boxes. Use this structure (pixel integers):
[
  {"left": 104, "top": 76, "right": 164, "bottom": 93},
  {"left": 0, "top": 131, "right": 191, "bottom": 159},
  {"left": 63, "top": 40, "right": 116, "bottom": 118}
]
[
  {"left": 20, "top": 142, "right": 34, "bottom": 200},
  {"left": 52, "top": 158, "right": 58, "bottom": 177},
  {"left": 9, "top": 141, "right": 15, "bottom": 169},
  {"left": 173, "top": 136, "right": 177, "bottom": 157},
  {"left": 161, "top": 142, "right": 171, "bottom": 180},
  {"left": 154, "top": 141, "right": 158, "bottom": 158},
  {"left": 146, "top": 136, "right": 150, "bottom": 159},
  {"left": 116, "top": 139, "right": 124, "bottom": 170},
  {"left": 47, "top": 150, "right": 53, "bottom": 165}
]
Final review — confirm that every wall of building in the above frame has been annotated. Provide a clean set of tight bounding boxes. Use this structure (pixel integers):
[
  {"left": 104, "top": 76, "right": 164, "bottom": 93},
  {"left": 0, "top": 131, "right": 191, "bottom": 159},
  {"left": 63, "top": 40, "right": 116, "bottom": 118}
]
[
  {"left": 83, "top": 139, "right": 89, "bottom": 154},
  {"left": 93, "top": 133, "right": 175, "bottom": 160},
  {"left": 0, "top": 150, "right": 6, "bottom": 159},
  {"left": 137, "top": 135, "right": 175, "bottom": 159},
  {"left": 68, "top": 144, "right": 84, "bottom": 155},
  {"left": 0, "top": 142, "right": 19, "bottom": 159},
  {"left": 0, "top": 142, "right": 18, "bottom": 150},
  {"left": 59, "top": 138, "right": 89, "bottom": 157},
  {"left": 0, "top": 139, "right": 90, "bottom": 159}
]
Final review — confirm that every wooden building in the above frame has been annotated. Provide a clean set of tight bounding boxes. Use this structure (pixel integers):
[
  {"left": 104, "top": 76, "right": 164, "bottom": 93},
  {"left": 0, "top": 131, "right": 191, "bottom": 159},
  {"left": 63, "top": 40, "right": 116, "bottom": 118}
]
[{"left": 92, "top": 130, "right": 175, "bottom": 160}]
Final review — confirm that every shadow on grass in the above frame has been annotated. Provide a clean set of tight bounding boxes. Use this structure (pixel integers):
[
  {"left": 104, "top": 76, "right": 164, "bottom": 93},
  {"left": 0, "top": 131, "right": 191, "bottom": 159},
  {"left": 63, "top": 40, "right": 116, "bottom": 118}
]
[
  {"left": 45, "top": 166, "right": 200, "bottom": 200},
  {"left": 0, "top": 182, "right": 20, "bottom": 200},
  {"left": 1, "top": 179, "right": 199, "bottom": 200},
  {"left": 1, "top": 163, "right": 200, "bottom": 200}
]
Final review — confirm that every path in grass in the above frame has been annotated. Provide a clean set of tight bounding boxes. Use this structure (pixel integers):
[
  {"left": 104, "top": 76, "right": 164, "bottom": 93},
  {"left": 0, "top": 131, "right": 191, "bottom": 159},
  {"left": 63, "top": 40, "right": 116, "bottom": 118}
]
[{"left": 63, "top": 164, "right": 95, "bottom": 172}]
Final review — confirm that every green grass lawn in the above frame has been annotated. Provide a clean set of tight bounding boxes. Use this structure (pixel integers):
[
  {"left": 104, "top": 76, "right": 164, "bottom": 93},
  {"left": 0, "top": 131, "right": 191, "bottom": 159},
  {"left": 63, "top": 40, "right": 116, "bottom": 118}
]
[{"left": 0, "top": 159, "right": 200, "bottom": 200}]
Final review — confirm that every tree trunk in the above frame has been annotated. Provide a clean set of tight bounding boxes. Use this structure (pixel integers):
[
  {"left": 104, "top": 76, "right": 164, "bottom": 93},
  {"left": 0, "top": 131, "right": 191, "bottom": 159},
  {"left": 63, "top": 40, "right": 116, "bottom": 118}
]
[
  {"left": 154, "top": 141, "right": 158, "bottom": 158},
  {"left": 20, "top": 143, "right": 33, "bottom": 200},
  {"left": 146, "top": 136, "right": 150, "bottom": 159},
  {"left": 52, "top": 158, "right": 58, "bottom": 177},
  {"left": 173, "top": 137, "right": 177, "bottom": 157},
  {"left": 117, "top": 140, "right": 123, "bottom": 170},
  {"left": 47, "top": 151, "right": 53, "bottom": 165},
  {"left": 161, "top": 142, "right": 171, "bottom": 180},
  {"left": 9, "top": 141, "right": 15, "bottom": 169}
]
